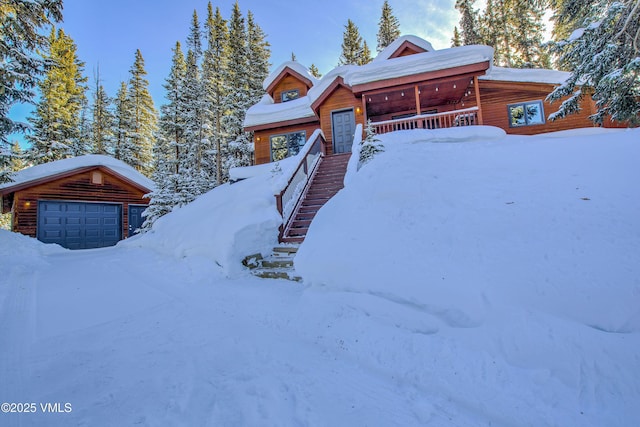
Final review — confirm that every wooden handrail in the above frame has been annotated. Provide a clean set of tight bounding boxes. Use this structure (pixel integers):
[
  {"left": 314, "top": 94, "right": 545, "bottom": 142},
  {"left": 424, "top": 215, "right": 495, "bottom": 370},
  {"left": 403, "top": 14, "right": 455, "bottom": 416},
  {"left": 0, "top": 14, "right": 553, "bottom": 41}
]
[
  {"left": 275, "top": 130, "right": 324, "bottom": 228},
  {"left": 372, "top": 107, "right": 480, "bottom": 135}
]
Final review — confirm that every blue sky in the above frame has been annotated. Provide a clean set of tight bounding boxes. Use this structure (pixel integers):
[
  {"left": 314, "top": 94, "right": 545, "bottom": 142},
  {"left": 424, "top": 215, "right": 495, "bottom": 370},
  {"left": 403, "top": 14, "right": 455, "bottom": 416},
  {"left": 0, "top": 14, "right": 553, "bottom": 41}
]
[{"left": 10, "top": 0, "right": 460, "bottom": 144}]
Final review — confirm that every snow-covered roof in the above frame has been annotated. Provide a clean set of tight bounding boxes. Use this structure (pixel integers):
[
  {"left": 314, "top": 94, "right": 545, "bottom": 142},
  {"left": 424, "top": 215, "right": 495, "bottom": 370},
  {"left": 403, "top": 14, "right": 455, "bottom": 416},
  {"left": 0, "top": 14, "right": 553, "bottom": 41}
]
[
  {"left": 480, "top": 66, "right": 571, "bottom": 85},
  {"left": 244, "top": 94, "right": 316, "bottom": 128},
  {"left": 245, "top": 42, "right": 495, "bottom": 128},
  {"left": 372, "top": 35, "right": 435, "bottom": 63},
  {"left": 262, "top": 61, "right": 319, "bottom": 91},
  {"left": 0, "top": 154, "right": 155, "bottom": 192},
  {"left": 347, "top": 44, "right": 494, "bottom": 87}
]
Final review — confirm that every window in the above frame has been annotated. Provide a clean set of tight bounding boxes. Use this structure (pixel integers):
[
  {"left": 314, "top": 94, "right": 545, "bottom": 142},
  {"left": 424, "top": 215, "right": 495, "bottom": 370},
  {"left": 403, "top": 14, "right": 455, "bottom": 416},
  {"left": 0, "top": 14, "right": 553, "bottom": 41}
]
[
  {"left": 508, "top": 100, "right": 545, "bottom": 127},
  {"left": 281, "top": 89, "right": 300, "bottom": 102},
  {"left": 270, "top": 131, "right": 307, "bottom": 161}
]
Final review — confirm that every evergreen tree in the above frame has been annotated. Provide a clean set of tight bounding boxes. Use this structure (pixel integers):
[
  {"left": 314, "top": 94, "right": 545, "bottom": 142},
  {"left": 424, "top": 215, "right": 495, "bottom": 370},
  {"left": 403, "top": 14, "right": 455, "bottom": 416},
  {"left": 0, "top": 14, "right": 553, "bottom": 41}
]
[
  {"left": 141, "top": 133, "right": 177, "bottom": 231},
  {"left": 547, "top": 0, "right": 640, "bottom": 126},
  {"left": 160, "top": 41, "right": 187, "bottom": 174},
  {"left": 339, "top": 19, "right": 366, "bottom": 66},
  {"left": 455, "top": 0, "right": 481, "bottom": 45},
  {"left": 127, "top": 49, "right": 157, "bottom": 175},
  {"left": 376, "top": 0, "right": 401, "bottom": 52},
  {"left": 509, "top": 0, "right": 550, "bottom": 68},
  {"left": 27, "top": 28, "right": 87, "bottom": 164},
  {"left": 0, "top": 0, "right": 62, "bottom": 147},
  {"left": 113, "top": 81, "right": 135, "bottom": 165},
  {"left": 247, "top": 10, "right": 271, "bottom": 102},
  {"left": 203, "top": 4, "right": 229, "bottom": 184},
  {"left": 73, "top": 97, "right": 91, "bottom": 156},
  {"left": 186, "top": 9, "right": 203, "bottom": 61},
  {"left": 0, "top": 140, "right": 24, "bottom": 186},
  {"left": 91, "top": 76, "right": 115, "bottom": 155},
  {"left": 451, "top": 26, "right": 462, "bottom": 47},
  {"left": 549, "top": 0, "right": 591, "bottom": 40},
  {"left": 0, "top": 141, "right": 26, "bottom": 229},
  {"left": 181, "top": 47, "right": 208, "bottom": 199},
  {"left": 360, "top": 40, "right": 373, "bottom": 65},
  {"left": 223, "top": 1, "right": 253, "bottom": 170},
  {"left": 309, "top": 63, "right": 322, "bottom": 78},
  {"left": 474, "top": 0, "right": 550, "bottom": 68}
]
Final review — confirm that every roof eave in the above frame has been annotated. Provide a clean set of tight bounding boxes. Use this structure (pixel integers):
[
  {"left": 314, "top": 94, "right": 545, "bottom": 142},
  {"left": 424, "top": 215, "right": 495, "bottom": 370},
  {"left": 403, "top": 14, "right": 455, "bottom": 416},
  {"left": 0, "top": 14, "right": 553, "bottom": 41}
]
[{"left": 0, "top": 165, "right": 152, "bottom": 197}]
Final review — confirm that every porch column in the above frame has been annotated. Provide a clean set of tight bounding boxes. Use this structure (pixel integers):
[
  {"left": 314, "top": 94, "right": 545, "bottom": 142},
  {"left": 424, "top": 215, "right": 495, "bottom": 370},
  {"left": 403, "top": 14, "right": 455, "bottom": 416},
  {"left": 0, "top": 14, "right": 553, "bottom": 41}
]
[
  {"left": 414, "top": 85, "right": 421, "bottom": 115},
  {"left": 361, "top": 95, "right": 368, "bottom": 124},
  {"left": 473, "top": 76, "right": 484, "bottom": 125}
]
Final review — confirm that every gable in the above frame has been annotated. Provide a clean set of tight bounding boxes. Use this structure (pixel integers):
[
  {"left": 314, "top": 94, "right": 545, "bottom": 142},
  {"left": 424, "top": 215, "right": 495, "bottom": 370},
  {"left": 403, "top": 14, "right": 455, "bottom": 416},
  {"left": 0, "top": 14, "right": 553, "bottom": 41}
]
[
  {"left": 264, "top": 63, "right": 316, "bottom": 102},
  {"left": 270, "top": 73, "right": 311, "bottom": 104},
  {"left": 388, "top": 40, "right": 430, "bottom": 59}
]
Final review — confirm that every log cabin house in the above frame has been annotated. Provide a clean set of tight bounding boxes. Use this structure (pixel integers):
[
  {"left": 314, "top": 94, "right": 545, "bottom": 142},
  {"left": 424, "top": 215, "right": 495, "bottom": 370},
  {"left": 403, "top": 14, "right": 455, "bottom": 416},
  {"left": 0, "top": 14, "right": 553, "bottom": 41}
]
[
  {"left": 244, "top": 35, "right": 618, "bottom": 165},
  {"left": 0, "top": 155, "right": 153, "bottom": 249}
]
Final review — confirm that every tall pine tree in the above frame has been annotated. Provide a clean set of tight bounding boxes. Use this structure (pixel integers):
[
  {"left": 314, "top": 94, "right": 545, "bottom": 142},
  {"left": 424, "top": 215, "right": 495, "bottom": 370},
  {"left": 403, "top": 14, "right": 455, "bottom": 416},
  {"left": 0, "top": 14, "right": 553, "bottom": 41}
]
[
  {"left": 127, "top": 49, "right": 157, "bottom": 175},
  {"left": 27, "top": 28, "right": 87, "bottom": 164},
  {"left": 223, "top": 1, "right": 253, "bottom": 170},
  {"left": 376, "top": 0, "right": 401, "bottom": 52},
  {"left": 455, "top": 0, "right": 481, "bottom": 45},
  {"left": 91, "top": 73, "right": 115, "bottom": 155},
  {"left": 113, "top": 81, "right": 135, "bottom": 164},
  {"left": 339, "top": 19, "right": 366, "bottom": 66},
  {"left": 203, "top": 3, "right": 229, "bottom": 184},
  {"left": 0, "top": 0, "right": 62, "bottom": 149}
]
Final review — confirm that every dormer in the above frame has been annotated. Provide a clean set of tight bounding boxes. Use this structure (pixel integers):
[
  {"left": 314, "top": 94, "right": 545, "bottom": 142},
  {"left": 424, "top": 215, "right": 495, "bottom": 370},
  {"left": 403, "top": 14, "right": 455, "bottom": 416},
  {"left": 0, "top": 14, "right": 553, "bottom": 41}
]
[
  {"left": 263, "top": 61, "right": 318, "bottom": 104},
  {"left": 372, "top": 35, "right": 435, "bottom": 63}
]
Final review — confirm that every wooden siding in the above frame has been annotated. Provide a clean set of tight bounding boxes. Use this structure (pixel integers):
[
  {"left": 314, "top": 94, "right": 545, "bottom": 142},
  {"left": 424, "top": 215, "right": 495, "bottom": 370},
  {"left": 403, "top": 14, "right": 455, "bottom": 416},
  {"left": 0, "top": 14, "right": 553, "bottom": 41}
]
[
  {"left": 253, "top": 122, "right": 321, "bottom": 165},
  {"left": 477, "top": 80, "right": 598, "bottom": 135},
  {"left": 319, "top": 86, "right": 365, "bottom": 154},
  {"left": 271, "top": 74, "right": 310, "bottom": 104},
  {"left": 9, "top": 167, "right": 149, "bottom": 239}
]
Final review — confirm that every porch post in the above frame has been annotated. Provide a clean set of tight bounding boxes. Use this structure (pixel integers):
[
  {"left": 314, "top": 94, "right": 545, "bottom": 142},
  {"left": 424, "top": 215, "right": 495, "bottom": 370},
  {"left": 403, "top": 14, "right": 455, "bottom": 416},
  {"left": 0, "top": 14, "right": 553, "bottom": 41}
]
[
  {"left": 361, "top": 95, "right": 368, "bottom": 124},
  {"left": 414, "top": 85, "right": 421, "bottom": 115},
  {"left": 473, "top": 76, "right": 483, "bottom": 125}
]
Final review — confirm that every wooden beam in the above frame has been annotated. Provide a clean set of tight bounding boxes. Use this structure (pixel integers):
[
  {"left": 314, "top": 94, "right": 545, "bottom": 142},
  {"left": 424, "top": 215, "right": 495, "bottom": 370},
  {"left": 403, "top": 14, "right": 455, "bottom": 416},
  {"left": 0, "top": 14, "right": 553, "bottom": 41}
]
[
  {"left": 361, "top": 95, "right": 368, "bottom": 124},
  {"left": 414, "top": 85, "right": 421, "bottom": 115},
  {"left": 473, "top": 76, "right": 483, "bottom": 125}
]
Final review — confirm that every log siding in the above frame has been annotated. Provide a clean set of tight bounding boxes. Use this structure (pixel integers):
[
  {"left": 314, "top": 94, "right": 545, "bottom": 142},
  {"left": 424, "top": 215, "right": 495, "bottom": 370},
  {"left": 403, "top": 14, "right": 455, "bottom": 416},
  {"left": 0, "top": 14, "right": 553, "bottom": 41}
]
[{"left": 7, "top": 166, "right": 149, "bottom": 239}]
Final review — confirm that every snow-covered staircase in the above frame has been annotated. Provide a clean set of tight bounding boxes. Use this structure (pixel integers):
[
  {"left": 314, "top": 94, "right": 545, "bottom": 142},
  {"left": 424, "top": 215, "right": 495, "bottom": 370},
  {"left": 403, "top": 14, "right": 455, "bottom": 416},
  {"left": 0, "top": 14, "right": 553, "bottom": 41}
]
[
  {"left": 242, "top": 245, "right": 301, "bottom": 281},
  {"left": 281, "top": 153, "right": 351, "bottom": 244}
]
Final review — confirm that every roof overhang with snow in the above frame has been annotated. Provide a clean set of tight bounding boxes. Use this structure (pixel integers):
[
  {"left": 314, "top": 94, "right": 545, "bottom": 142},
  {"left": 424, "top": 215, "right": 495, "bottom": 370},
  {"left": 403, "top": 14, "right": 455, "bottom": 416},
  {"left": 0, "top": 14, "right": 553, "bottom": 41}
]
[{"left": 0, "top": 155, "right": 154, "bottom": 198}]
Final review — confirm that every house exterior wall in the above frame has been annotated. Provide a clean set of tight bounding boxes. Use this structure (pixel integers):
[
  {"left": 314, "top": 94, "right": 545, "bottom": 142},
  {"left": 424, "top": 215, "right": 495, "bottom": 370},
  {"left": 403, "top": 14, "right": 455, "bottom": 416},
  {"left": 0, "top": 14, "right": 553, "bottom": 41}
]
[
  {"left": 271, "top": 75, "right": 310, "bottom": 104},
  {"left": 9, "top": 167, "right": 148, "bottom": 239},
  {"left": 253, "top": 122, "right": 321, "bottom": 164},
  {"left": 477, "top": 80, "right": 599, "bottom": 135},
  {"left": 318, "top": 86, "right": 365, "bottom": 154}
]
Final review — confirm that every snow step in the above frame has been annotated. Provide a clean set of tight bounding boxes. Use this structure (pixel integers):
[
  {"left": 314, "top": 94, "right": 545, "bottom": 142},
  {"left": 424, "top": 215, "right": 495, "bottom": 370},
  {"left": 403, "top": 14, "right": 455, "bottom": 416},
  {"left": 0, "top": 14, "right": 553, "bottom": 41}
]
[{"left": 243, "top": 245, "right": 302, "bottom": 282}]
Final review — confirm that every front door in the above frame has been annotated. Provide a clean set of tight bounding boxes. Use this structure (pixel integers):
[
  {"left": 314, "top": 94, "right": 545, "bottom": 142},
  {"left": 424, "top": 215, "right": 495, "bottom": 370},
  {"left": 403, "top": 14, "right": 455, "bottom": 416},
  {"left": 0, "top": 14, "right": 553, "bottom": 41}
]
[
  {"left": 331, "top": 109, "right": 356, "bottom": 154},
  {"left": 128, "top": 205, "right": 147, "bottom": 236}
]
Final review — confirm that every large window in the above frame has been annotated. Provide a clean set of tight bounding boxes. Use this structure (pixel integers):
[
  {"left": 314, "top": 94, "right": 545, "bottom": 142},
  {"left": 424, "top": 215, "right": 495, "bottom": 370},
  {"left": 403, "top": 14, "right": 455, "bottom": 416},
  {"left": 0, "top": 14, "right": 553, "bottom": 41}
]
[
  {"left": 270, "top": 131, "right": 307, "bottom": 161},
  {"left": 281, "top": 89, "right": 300, "bottom": 102},
  {"left": 508, "top": 100, "right": 545, "bottom": 127}
]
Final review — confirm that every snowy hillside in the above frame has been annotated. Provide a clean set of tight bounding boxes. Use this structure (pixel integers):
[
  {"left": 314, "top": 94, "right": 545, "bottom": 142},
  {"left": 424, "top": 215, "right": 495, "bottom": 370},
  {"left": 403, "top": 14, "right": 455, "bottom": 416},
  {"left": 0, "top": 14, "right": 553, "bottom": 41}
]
[{"left": 1, "top": 127, "right": 639, "bottom": 426}]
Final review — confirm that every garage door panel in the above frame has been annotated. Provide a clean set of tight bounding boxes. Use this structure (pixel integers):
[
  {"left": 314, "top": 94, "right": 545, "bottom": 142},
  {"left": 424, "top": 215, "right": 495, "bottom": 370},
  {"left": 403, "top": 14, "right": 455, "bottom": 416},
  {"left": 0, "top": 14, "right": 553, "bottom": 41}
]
[{"left": 37, "top": 201, "right": 122, "bottom": 249}]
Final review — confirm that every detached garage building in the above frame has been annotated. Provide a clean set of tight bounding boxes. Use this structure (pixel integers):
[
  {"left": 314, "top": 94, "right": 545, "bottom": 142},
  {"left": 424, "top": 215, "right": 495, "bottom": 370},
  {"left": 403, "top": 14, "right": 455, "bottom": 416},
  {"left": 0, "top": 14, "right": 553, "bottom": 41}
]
[{"left": 0, "top": 155, "right": 154, "bottom": 249}]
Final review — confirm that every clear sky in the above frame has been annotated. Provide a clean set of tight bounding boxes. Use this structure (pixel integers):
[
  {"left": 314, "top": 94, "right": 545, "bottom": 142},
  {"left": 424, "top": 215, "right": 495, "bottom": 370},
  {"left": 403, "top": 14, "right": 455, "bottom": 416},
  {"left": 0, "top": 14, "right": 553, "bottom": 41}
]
[{"left": 10, "top": 0, "right": 461, "bottom": 144}]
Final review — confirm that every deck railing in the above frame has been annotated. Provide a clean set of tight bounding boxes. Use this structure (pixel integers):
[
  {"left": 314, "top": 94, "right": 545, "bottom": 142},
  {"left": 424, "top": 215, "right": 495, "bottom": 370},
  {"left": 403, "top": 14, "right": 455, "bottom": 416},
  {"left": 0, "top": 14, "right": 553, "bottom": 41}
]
[
  {"left": 372, "top": 107, "right": 480, "bottom": 135},
  {"left": 275, "top": 130, "right": 324, "bottom": 237}
]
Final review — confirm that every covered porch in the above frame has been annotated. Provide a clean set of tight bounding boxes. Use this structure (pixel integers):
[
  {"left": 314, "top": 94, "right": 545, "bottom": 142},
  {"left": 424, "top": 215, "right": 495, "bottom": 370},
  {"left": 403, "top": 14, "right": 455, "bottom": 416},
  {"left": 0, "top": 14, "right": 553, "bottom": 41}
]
[{"left": 356, "top": 72, "right": 485, "bottom": 135}]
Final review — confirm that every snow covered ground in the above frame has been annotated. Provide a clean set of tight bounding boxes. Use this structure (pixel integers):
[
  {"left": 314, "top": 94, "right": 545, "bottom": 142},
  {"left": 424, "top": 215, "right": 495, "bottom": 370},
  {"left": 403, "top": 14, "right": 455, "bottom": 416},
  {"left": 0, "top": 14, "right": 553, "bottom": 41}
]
[{"left": 1, "top": 126, "right": 639, "bottom": 426}]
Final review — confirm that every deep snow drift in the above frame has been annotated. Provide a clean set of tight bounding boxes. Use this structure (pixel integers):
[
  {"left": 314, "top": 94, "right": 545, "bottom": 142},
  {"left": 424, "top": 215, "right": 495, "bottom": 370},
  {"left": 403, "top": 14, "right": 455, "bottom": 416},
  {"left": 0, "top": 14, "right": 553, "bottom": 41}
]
[{"left": 1, "top": 126, "right": 639, "bottom": 426}]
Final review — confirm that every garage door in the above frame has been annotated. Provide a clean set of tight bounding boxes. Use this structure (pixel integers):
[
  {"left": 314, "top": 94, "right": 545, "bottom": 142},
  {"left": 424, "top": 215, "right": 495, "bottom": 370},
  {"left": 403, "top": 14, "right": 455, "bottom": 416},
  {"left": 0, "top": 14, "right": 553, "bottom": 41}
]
[{"left": 37, "top": 201, "right": 122, "bottom": 249}]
